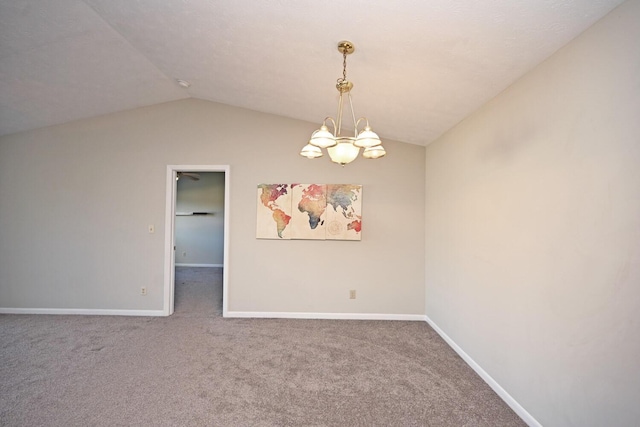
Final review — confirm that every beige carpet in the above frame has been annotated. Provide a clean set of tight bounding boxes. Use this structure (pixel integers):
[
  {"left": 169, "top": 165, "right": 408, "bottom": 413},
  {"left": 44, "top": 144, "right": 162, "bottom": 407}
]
[
  {"left": 0, "top": 268, "right": 525, "bottom": 426},
  {"left": 174, "top": 266, "right": 223, "bottom": 318}
]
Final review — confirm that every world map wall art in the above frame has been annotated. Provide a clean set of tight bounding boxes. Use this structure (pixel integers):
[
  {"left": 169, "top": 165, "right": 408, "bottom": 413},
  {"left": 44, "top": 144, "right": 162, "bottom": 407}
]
[{"left": 256, "top": 184, "right": 362, "bottom": 241}]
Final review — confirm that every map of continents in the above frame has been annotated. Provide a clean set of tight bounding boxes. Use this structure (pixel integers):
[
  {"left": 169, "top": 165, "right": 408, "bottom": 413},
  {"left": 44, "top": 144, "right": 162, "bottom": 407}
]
[
  {"left": 256, "top": 184, "right": 292, "bottom": 239},
  {"left": 256, "top": 183, "right": 362, "bottom": 240},
  {"left": 326, "top": 184, "right": 362, "bottom": 240},
  {"left": 290, "top": 184, "right": 327, "bottom": 240}
]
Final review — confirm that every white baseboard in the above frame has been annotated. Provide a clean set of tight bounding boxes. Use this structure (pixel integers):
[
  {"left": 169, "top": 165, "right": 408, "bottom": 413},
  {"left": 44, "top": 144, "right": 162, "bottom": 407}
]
[
  {"left": 0, "top": 308, "right": 166, "bottom": 317},
  {"left": 424, "top": 315, "right": 541, "bottom": 427},
  {"left": 175, "top": 263, "right": 223, "bottom": 268},
  {"left": 225, "top": 311, "right": 426, "bottom": 321}
]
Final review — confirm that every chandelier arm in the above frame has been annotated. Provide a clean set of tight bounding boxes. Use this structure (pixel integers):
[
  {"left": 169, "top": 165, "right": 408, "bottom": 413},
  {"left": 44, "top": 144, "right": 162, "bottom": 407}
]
[
  {"left": 335, "top": 92, "right": 345, "bottom": 136},
  {"left": 347, "top": 92, "right": 358, "bottom": 137},
  {"left": 323, "top": 117, "right": 338, "bottom": 136},
  {"left": 355, "top": 117, "right": 370, "bottom": 132}
]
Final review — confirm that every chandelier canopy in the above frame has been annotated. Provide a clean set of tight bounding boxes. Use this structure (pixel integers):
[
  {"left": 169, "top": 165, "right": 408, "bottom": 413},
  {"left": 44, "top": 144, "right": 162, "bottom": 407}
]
[{"left": 300, "top": 41, "right": 386, "bottom": 166}]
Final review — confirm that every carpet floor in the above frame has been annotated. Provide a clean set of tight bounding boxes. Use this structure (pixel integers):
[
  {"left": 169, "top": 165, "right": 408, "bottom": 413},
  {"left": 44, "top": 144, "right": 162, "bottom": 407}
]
[{"left": 0, "top": 267, "right": 525, "bottom": 426}]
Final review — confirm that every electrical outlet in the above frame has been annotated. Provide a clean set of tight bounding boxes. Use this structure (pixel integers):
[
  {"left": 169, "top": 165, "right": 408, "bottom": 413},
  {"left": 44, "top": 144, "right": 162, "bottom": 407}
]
[
  {"left": 141, "top": 287, "right": 147, "bottom": 296},
  {"left": 349, "top": 290, "right": 356, "bottom": 299}
]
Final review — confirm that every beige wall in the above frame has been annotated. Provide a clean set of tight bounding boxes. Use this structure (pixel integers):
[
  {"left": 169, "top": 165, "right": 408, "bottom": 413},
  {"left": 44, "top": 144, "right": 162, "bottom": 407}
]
[
  {"left": 424, "top": 1, "right": 640, "bottom": 425},
  {"left": 0, "top": 99, "right": 425, "bottom": 316}
]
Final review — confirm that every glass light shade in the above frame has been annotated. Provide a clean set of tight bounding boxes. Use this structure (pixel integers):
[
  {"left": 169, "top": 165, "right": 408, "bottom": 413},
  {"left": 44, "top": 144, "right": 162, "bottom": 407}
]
[
  {"left": 354, "top": 126, "right": 381, "bottom": 148},
  {"left": 362, "top": 145, "right": 386, "bottom": 159},
  {"left": 300, "top": 143, "right": 323, "bottom": 159},
  {"left": 309, "top": 125, "right": 336, "bottom": 148},
  {"left": 327, "top": 138, "right": 360, "bottom": 165}
]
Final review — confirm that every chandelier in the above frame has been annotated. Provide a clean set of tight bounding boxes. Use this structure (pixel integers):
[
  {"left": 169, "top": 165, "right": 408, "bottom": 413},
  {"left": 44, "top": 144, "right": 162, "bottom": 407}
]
[{"left": 300, "top": 41, "right": 386, "bottom": 166}]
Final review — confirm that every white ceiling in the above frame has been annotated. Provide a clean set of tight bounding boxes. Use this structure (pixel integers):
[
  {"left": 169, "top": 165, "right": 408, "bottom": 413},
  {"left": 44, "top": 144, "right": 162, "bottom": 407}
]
[{"left": 0, "top": 0, "right": 625, "bottom": 145}]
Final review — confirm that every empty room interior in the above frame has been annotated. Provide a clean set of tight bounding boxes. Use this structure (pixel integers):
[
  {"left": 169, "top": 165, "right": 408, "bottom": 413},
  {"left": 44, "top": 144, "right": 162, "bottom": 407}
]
[{"left": 0, "top": 1, "right": 638, "bottom": 426}]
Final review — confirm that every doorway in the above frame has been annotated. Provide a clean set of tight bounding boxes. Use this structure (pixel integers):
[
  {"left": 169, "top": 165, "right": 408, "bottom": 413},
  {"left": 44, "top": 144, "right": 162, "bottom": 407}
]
[{"left": 164, "top": 165, "right": 230, "bottom": 316}]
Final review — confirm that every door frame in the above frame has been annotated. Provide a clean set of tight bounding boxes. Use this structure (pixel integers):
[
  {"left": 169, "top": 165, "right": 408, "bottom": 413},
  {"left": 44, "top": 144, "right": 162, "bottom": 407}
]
[{"left": 163, "top": 165, "right": 230, "bottom": 316}]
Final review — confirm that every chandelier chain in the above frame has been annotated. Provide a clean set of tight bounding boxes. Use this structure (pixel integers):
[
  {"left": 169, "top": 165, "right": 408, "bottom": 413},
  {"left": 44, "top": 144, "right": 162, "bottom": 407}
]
[{"left": 337, "top": 51, "right": 348, "bottom": 85}]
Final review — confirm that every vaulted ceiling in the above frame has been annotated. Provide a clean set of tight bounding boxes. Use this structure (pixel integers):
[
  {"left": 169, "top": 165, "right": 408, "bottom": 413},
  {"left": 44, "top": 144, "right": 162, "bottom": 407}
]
[{"left": 0, "top": 0, "right": 625, "bottom": 145}]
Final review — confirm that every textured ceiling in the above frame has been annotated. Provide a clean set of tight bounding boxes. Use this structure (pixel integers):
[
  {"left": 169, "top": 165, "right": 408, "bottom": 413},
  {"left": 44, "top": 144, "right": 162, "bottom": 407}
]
[{"left": 0, "top": 0, "right": 625, "bottom": 145}]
